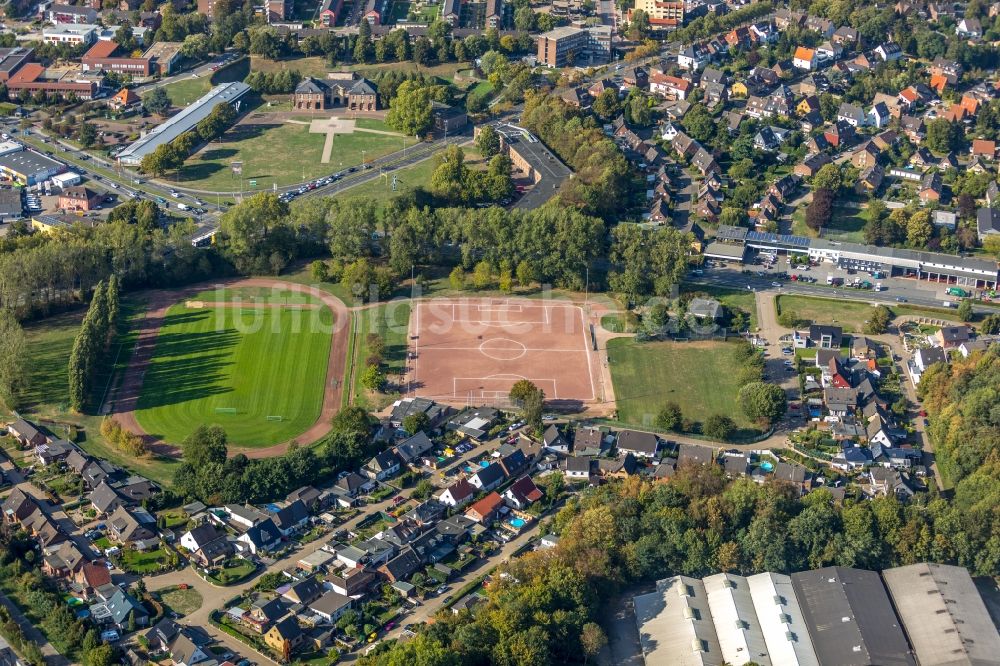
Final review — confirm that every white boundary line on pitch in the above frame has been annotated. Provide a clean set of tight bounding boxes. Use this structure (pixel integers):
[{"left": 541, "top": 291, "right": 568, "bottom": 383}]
[
  {"left": 453, "top": 376, "right": 559, "bottom": 399},
  {"left": 417, "top": 346, "right": 586, "bottom": 352}
]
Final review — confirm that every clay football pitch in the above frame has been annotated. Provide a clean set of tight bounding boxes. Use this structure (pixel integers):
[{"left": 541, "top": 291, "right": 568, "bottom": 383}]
[{"left": 407, "top": 299, "right": 598, "bottom": 406}]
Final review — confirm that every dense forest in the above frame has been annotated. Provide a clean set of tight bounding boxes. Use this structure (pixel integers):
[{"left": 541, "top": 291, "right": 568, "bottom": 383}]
[{"left": 362, "top": 348, "right": 1000, "bottom": 666}]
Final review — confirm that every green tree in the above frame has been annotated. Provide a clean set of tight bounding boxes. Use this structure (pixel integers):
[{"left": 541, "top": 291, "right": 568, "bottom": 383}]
[
  {"left": 331, "top": 405, "right": 374, "bottom": 435},
  {"left": 592, "top": 88, "right": 620, "bottom": 120},
  {"left": 980, "top": 313, "right": 1000, "bottom": 334},
  {"left": 142, "top": 86, "right": 170, "bottom": 115},
  {"left": 412, "top": 478, "right": 436, "bottom": 500},
  {"left": 906, "top": 210, "right": 933, "bottom": 248},
  {"left": 78, "top": 122, "right": 97, "bottom": 148},
  {"left": 703, "top": 414, "right": 736, "bottom": 441},
  {"left": 811, "top": 163, "right": 842, "bottom": 191},
  {"left": 402, "top": 411, "right": 430, "bottom": 434},
  {"left": 139, "top": 142, "right": 182, "bottom": 176},
  {"left": 385, "top": 80, "right": 433, "bottom": 136},
  {"left": 864, "top": 305, "right": 892, "bottom": 334},
  {"left": 472, "top": 260, "right": 492, "bottom": 289},
  {"left": 449, "top": 266, "right": 465, "bottom": 290},
  {"left": 925, "top": 118, "right": 964, "bottom": 153},
  {"left": 181, "top": 425, "right": 229, "bottom": 469},
  {"left": 957, "top": 299, "right": 974, "bottom": 322},
  {"left": 581, "top": 623, "right": 607, "bottom": 665},
  {"left": 0, "top": 309, "right": 27, "bottom": 409},
  {"left": 509, "top": 379, "right": 538, "bottom": 404},
  {"left": 360, "top": 363, "right": 386, "bottom": 392},
  {"left": 655, "top": 402, "right": 683, "bottom": 432},
  {"left": 475, "top": 125, "right": 501, "bottom": 158},
  {"left": 516, "top": 259, "right": 534, "bottom": 287},
  {"left": 738, "top": 382, "right": 787, "bottom": 426},
  {"left": 310, "top": 260, "right": 329, "bottom": 282}
]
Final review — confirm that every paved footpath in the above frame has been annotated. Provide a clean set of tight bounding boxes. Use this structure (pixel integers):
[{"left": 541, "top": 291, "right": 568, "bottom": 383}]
[{"left": 0, "top": 590, "right": 71, "bottom": 666}]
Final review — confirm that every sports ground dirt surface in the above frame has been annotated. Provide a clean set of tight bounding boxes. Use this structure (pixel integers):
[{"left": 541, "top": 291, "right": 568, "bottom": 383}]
[
  {"left": 108, "top": 278, "right": 349, "bottom": 459},
  {"left": 406, "top": 299, "right": 601, "bottom": 409}
]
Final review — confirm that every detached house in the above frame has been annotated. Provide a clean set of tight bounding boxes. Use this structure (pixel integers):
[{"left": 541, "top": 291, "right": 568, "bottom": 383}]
[
  {"left": 469, "top": 462, "right": 506, "bottom": 493},
  {"left": 793, "top": 46, "right": 817, "bottom": 70},
  {"left": 503, "top": 476, "right": 543, "bottom": 510},
  {"left": 363, "top": 450, "right": 401, "bottom": 481},
  {"left": 837, "top": 102, "right": 867, "bottom": 127},
  {"left": 107, "top": 506, "right": 155, "bottom": 546},
  {"left": 616, "top": 430, "right": 659, "bottom": 458},
  {"left": 438, "top": 479, "right": 476, "bottom": 508},
  {"left": 8, "top": 419, "right": 46, "bottom": 448},
  {"left": 465, "top": 492, "right": 504, "bottom": 524}
]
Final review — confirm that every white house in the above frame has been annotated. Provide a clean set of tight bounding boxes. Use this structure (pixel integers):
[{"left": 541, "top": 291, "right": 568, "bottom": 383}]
[
  {"left": 868, "top": 102, "right": 892, "bottom": 128},
  {"left": 437, "top": 479, "right": 475, "bottom": 507},
  {"left": 793, "top": 46, "right": 817, "bottom": 70},
  {"left": 874, "top": 42, "right": 903, "bottom": 62},
  {"left": 468, "top": 462, "right": 506, "bottom": 492},
  {"left": 660, "top": 122, "right": 680, "bottom": 142},
  {"left": 235, "top": 519, "right": 281, "bottom": 555}
]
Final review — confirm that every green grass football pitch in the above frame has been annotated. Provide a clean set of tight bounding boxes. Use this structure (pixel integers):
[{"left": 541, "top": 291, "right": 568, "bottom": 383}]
[{"left": 134, "top": 304, "right": 333, "bottom": 447}]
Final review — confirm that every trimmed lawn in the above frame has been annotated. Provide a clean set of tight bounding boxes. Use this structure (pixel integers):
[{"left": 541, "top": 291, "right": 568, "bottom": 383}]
[
  {"left": 825, "top": 205, "right": 868, "bottom": 243},
  {"left": 134, "top": 304, "right": 333, "bottom": 447},
  {"left": 123, "top": 547, "right": 169, "bottom": 573},
  {"left": 339, "top": 147, "right": 484, "bottom": 202},
  {"left": 350, "top": 302, "right": 411, "bottom": 410},
  {"left": 176, "top": 119, "right": 404, "bottom": 192},
  {"left": 161, "top": 76, "right": 213, "bottom": 107},
  {"left": 189, "top": 286, "right": 320, "bottom": 306},
  {"left": 607, "top": 338, "right": 761, "bottom": 436},
  {"left": 158, "top": 586, "right": 204, "bottom": 616},
  {"left": 775, "top": 294, "right": 875, "bottom": 333},
  {"left": 207, "top": 559, "right": 257, "bottom": 585},
  {"left": 600, "top": 312, "right": 638, "bottom": 333}
]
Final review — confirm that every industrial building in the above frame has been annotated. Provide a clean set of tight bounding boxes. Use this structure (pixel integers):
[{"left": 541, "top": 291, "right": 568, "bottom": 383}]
[
  {"left": 116, "top": 82, "right": 251, "bottom": 166},
  {"left": 705, "top": 225, "right": 998, "bottom": 289},
  {"left": 634, "top": 576, "right": 724, "bottom": 665},
  {"left": 0, "top": 149, "right": 65, "bottom": 186},
  {"left": 635, "top": 564, "right": 1000, "bottom": 666},
  {"left": 883, "top": 563, "right": 1000, "bottom": 666},
  {"left": 790, "top": 566, "right": 914, "bottom": 666}
]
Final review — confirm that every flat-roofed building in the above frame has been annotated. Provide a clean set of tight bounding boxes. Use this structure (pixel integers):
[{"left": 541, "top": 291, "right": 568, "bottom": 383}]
[
  {"left": 634, "top": 575, "right": 724, "bottom": 665},
  {"left": 0, "top": 48, "right": 32, "bottom": 82},
  {"left": 791, "top": 566, "right": 914, "bottom": 666},
  {"left": 703, "top": 573, "right": 771, "bottom": 665},
  {"left": 0, "top": 149, "right": 65, "bottom": 186},
  {"left": 882, "top": 563, "right": 1000, "bottom": 666},
  {"left": 746, "top": 572, "right": 819, "bottom": 666},
  {"left": 42, "top": 23, "right": 98, "bottom": 45},
  {"left": 537, "top": 26, "right": 588, "bottom": 67}
]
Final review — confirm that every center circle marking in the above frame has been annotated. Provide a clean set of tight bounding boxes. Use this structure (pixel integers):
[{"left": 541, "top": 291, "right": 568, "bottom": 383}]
[{"left": 479, "top": 338, "right": 527, "bottom": 361}]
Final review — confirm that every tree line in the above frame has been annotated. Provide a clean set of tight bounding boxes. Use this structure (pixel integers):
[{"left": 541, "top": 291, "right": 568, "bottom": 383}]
[
  {"left": 171, "top": 412, "right": 379, "bottom": 505},
  {"left": 0, "top": 207, "right": 219, "bottom": 321},
  {"left": 68, "top": 276, "right": 120, "bottom": 412}
]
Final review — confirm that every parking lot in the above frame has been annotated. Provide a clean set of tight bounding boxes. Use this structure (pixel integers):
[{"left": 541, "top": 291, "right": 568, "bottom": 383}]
[{"left": 696, "top": 250, "right": 989, "bottom": 310}]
